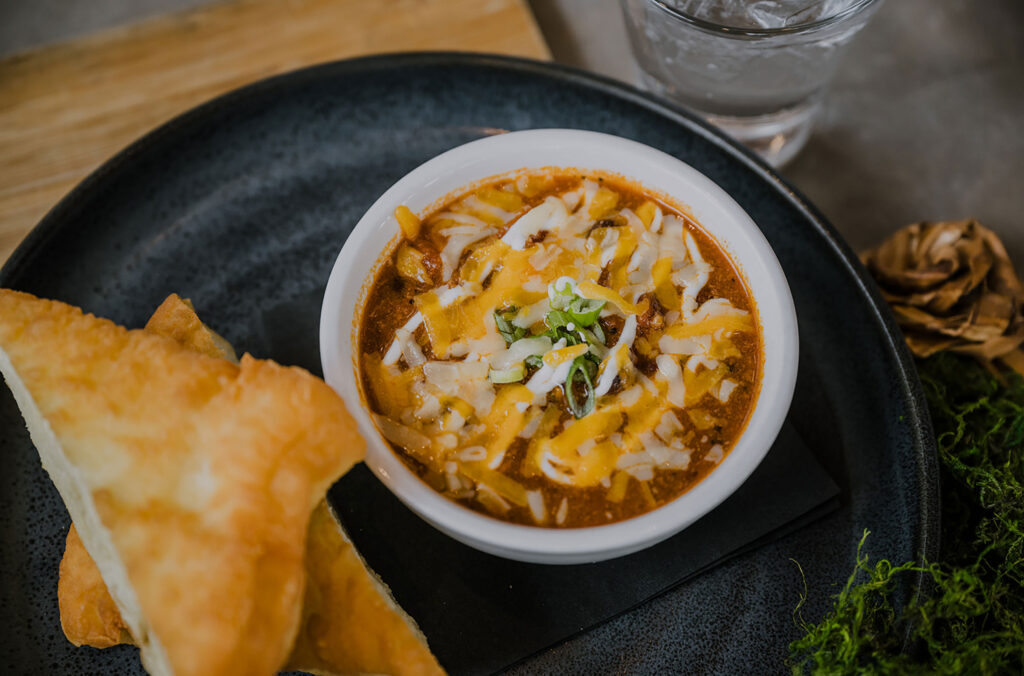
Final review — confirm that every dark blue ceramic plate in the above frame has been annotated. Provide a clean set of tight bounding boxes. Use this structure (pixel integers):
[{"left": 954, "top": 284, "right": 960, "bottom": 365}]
[{"left": 0, "top": 53, "right": 937, "bottom": 674}]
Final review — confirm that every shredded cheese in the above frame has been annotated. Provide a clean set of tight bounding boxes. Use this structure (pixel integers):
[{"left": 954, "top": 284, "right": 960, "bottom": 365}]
[
  {"left": 394, "top": 205, "right": 421, "bottom": 239},
  {"left": 577, "top": 281, "right": 641, "bottom": 315},
  {"left": 525, "top": 359, "right": 573, "bottom": 398},
  {"left": 365, "top": 172, "right": 760, "bottom": 525},
  {"left": 543, "top": 343, "right": 588, "bottom": 368},
  {"left": 502, "top": 197, "right": 568, "bottom": 250},
  {"left": 526, "top": 490, "right": 546, "bottom": 524},
  {"left": 440, "top": 227, "right": 496, "bottom": 281},
  {"left": 655, "top": 355, "right": 687, "bottom": 408}
]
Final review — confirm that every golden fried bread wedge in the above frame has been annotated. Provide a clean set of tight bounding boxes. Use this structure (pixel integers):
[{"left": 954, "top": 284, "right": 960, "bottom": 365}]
[
  {"left": 143, "top": 294, "right": 239, "bottom": 363},
  {"left": 58, "top": 525, "right": 131, "bottom": 648},
  {"left": 287, "top": 500, "right": 444, "bottom": 676},
  {"left": 0, "top": 289, "right": 364, "bottom": 676},
  {"left": 56, "top": 293, "right": 445, "bottom": 676},
  {"left": 59, "top": 293, "right": 237, "bottom": 649}
]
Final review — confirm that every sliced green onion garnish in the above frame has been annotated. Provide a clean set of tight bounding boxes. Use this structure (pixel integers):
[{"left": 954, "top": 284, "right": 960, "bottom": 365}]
[
  {"left": 544, "top": 325, "right": 583, "bottom": 346},
  {"left": 567, "top": 297, "right": 605, "bottom": 326},
  {"left": 524, "top": 354, "right": 543, "bottom": 370},
  {"left": 494, "top": 306, "right": 526, "bottom": 345},
  {"left": 575, "top": 326, "right": 606, "bottom": 349},
  {"left": 548, "top": 279, "right": 576, "bottom": 310},
  {"left": 564, "top": 354, "right": 596, "bottom": 418},
  {"left": 489, "top": 364, "right": 526, "bottom": 383},
  {"left": 544, "top": 309, "right": 573, "bottom": 330}
]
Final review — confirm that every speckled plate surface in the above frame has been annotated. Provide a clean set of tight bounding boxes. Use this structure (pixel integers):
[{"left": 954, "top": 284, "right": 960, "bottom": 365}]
[{"left": 0, "top": 53, "right": 937, "bottom": 674}]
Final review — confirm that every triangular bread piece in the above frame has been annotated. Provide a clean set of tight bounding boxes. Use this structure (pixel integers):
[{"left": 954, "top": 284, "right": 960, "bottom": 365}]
[
  {"left": 287, "top": 500, "right": 444, "bottom": 676},
  {"left": 0, "top": 290, "right": 364, "bottom": 676},
  {"left": 57, "top": 294, "right": 445, "bottom": 675},
  {"left": 58, "top": 294, "right": 240, "bottom": 650},
  {"left": 59, "top": 524, "right": 132, "bottom": 648}
]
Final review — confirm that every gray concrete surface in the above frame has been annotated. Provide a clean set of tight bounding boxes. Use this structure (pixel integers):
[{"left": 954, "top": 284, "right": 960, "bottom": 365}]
[
  {"left": 2, "top": 0, "right": 1021, "bottom": 259},
  {"left": 531, "top": 0, "right": 1024, "bottom": 260}
]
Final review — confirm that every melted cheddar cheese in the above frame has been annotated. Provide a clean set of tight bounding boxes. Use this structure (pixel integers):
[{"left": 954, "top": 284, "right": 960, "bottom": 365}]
[{"left": 359, "top": 171, "right": 761, "bottom": 528}]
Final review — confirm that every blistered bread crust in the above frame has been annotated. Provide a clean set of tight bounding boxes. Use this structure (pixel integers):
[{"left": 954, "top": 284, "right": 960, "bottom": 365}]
[
  {"left": 55, "top": 292, "right": 445, "bottom": 675},
  {"left": 143, "top": 294, "right": 239, "bottom": 363},
  {"left": 287, "top": 500, "right": 445, "bottom": 676},
  {"left": 58, "top": 526, "right": 131, "bottom": 648},
  {"left": 0, "top": 289, "right": 363, "bottom": 676}
]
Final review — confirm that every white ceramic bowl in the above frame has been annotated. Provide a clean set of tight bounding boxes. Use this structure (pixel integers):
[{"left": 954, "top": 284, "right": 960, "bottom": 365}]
[{"left": 320, "top": 129, "right": 798, "bottom": 564}]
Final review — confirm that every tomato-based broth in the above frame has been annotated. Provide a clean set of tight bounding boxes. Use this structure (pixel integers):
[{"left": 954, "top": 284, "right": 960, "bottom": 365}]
[{"left": 358, "top": 170, "right": 761, "bottom": 528}]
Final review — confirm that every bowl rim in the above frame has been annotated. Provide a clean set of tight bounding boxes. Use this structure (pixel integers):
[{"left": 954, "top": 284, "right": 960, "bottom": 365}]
[
  {"left": 320, "top": 128, "right": 798, "bottom": 563},
  {"left": 642, "top": 0, "right": 882, "bottom": 40}
]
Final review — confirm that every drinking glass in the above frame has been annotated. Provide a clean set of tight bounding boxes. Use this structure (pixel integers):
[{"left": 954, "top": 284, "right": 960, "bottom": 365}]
[{"left": 621, "top": 0, "right": 884, "bottom": 166}]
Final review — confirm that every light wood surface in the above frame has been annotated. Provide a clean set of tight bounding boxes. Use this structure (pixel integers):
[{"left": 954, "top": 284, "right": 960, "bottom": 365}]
[{"left": 0, "top": 0, "right": 550, "bottom": 266}]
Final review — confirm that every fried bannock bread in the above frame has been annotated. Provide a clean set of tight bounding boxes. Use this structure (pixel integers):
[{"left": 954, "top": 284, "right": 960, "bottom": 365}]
[
  {"left": 143, "top": 294, "right": 239, "bottom": 363},
  {"left": 59, "top": 525, "right": 132, "bottom": 648},
  {"left": 58, "top": 293, "right": 238, "bottom": 649},
  {"left": 287, "top": 500, "right": 444, "bottom": 676},
  {"left": 0, "top": 289, "right": 364, "bottom": 676},
  {"left": 56, "top": 293, "right": 445, "bottom": 676}
]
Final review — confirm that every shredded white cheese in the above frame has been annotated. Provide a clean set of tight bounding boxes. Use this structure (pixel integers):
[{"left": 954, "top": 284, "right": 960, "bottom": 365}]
[
  {"left": 518, "top": 407, "right": 543, "bottom": 438},
  {"left": 659, "top": 334, "right": 712, "bottom": 357},
  {"left": 511, "top": 299, "right": 550, "bottom": 329},
  {"left": 526, "top": 490, "right": 546, "bottom": 524},
  {"left": 658, "top": 216, "right": 688, "bottom": 265},
  {"left": 522, "top": 276, "right": 547, "bottom": 293},
  {"left": 716, "top": 379, "right": 737, "bottom": 403},
  {"left": 458, "top": 446, "right": 487, "bottom": 462},
  {"left": 577, "top": 438, "right": 597, "bottom": 457},
  {"left": 490, "top": 335, "right": 552, "bottom": 371},
  {"left": 528, "top": 244, "right": 557, "bottom": 270},
  {"left": 538, "top": 451, "right": 575, "bottom": 485},
  {"left": 525, "top": 359, "right": 574, "bottom": 399},
  {"left": 440, "top": 228, "right": 496, "bottom": 281},
  {"left": 685, "top": 231, "right": 706, "bottom": 267},
  {"left": 624, "top": 464, "right": 654, "bottom": 481},
  {"left": 617, "top": 385, "right": 643, "bottom": 408},
  {"left": 415, "top": 392, "right": 441, "bottom": 420},
  {"left": 382, "top": 312, "right": 426, "bottom": 366},
  {"left": 655, "top": 410, "right": 683, "bottom": 443},
  {"left": 581, "top": 179, "right": 599, "bottom": 213},
  {"left": 556, "top": 497, "right": 569, "bottom": 525},
  {"left": 423, "top": 359, "right": 495, "bottom": 415},
  {"left": 650, "top": 204, "right": 664, "bottom": 233},
  {"left": 561, "top": 188, "right": 583, "bottom": 212},
  {"left": 686, "top": 354, "right": 720, "bottom": 373},
  {"left": 443, "top": 409, "right": 466, "bottom": 432},
  {"left": 594, "top": 315, "right": 638, "bottom": 397},
  {"left": 656, "top": 355, "right": 687, "bottom": 408},
  {"left": 662, "top": 449, "right": 691, "bottom": 470},
  {"left": 501, "top": 197, "right": 568, "bottom": 250},
  {"left": 620, "top": 208, "right": 645, "bottom": 235},
  {"left": 695, "top": 297, "right": 747, "bottom": 321},
  {"left": 397, "top": 329, "right": 426, "bottom": 367},
  {"left": 464, "top": 194, "right": 516, "bottom": 221},
  {"left": 436, "top": 211, "right": 489, "bottom": 228},
  {"left": 598, "top": 228, "right": 621, "bottom": 267},
  {"left": 616, "top": 452, "right": 652, "bottom": 469}
]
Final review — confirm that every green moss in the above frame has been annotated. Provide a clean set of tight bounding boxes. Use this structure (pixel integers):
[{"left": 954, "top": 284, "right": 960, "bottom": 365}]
[{"left": 789, "top": 353, "right": 1024, "bottom": 674}]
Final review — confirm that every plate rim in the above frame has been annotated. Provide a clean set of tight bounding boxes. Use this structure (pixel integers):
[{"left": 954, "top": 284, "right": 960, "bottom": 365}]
[{"left": 0, "top": 50, "right": 939, "bottom": 652}]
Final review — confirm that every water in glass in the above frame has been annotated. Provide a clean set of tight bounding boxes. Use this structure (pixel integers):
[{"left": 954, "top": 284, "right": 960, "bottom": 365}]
[{"left": 622, "top": 0, "right": 882, "bottom": 166}]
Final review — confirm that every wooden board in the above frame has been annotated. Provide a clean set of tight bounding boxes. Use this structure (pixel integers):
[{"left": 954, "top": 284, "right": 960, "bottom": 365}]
[{"left": 0, "top": 0, "right": 550, "bottom": 266}]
